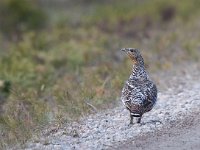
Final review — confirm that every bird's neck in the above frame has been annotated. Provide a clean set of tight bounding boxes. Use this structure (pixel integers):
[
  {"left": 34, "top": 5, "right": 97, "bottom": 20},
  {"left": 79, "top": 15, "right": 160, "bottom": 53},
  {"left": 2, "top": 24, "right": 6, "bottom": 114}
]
[{"left": 129, "top": 63, "right": 149, "bottom": 81}]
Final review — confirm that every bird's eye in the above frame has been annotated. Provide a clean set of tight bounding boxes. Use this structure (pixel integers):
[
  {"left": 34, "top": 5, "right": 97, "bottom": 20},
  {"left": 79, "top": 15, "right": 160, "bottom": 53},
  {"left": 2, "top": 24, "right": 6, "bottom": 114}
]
[{"left": 130, "top": 49, "right": 133, "bottom": 52}]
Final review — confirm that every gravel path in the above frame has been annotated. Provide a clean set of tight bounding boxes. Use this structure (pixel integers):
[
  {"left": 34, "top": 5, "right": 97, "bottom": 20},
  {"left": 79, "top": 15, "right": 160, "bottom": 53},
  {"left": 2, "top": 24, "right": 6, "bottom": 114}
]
[
  {"left": 22, "top": 63, "right": 200, "bottom": 150},
  {"left": 118, "top": 112, "right": 200, "bottom": 150}
]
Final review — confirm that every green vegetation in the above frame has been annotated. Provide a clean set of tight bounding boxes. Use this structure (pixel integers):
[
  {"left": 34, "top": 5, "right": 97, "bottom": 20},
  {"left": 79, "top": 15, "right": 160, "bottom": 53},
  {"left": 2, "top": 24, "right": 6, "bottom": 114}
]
[
  {"left": 0, "top": 0, "right": 47, "bottom": 39},
  {"left": 0, "top": 0, "right": 200, "bottom": 148}
]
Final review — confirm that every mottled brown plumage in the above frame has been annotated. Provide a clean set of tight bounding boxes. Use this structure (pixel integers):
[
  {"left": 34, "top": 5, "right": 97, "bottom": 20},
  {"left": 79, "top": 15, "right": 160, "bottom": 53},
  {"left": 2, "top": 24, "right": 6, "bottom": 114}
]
[{"left": 121, "top": 48, "right": 157, "bottom": 124}]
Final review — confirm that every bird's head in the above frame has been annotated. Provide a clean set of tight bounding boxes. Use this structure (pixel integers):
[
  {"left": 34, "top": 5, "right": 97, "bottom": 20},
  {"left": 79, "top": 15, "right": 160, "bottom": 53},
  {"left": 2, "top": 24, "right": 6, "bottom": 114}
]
[{"left": 121, "top": 48, "right": 144, "bottom": 65}]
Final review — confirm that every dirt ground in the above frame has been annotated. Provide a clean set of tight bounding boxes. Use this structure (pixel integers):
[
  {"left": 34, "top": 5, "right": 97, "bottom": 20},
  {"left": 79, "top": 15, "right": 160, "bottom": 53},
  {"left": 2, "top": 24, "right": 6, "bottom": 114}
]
[{"left": 116, "top": 111, "right": 200, "bottom": 150}]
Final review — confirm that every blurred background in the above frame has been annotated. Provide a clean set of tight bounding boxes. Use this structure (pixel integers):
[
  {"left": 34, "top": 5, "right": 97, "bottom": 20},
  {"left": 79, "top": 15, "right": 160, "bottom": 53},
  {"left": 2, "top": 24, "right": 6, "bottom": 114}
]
[{"left": 0, "top": 0, "right": 200, "bottom": 148}]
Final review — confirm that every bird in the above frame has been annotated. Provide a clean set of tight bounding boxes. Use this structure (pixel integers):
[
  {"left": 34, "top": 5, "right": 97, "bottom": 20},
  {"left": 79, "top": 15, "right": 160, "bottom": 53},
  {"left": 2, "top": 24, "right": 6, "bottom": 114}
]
[{"left": 120, "top": 48, "right": 157, "bottom": 124}]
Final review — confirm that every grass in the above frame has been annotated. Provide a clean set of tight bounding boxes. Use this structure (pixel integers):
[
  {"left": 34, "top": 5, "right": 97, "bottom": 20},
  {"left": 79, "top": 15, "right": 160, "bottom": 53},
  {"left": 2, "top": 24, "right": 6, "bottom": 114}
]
[{"left": 0, "top": 0, "right": 200, "bottom": 148}]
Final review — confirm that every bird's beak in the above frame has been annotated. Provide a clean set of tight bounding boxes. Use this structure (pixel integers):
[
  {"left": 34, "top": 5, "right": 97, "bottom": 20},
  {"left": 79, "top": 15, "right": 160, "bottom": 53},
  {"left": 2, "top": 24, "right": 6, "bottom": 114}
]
[{"left": 121, "top": 48, "right": 127, "bottom": 52}]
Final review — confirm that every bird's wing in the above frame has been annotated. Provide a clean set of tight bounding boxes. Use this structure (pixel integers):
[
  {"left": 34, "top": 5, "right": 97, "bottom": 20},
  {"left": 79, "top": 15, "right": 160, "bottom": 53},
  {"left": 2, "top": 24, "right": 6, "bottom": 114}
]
[
  {"left": 143, "top": 81, "right": 157, "bottom": 112},
  {"left": 121, "top": 83, "right": 132, "bottom": 110},
  {"left": 121, "top": 81, "right": 145, "bottom": 111}
]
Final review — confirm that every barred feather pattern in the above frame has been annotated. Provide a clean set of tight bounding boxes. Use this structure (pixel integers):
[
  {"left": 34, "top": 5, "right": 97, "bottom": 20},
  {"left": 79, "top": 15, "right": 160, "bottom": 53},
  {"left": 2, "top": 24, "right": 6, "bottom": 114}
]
[{"left": 121, "top": 49, "right": 157, "bottom": 120}]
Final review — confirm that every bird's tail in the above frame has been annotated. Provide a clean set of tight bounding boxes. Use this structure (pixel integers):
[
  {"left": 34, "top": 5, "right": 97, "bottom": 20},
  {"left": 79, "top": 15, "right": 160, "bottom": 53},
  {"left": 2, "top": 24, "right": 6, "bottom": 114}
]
[
  {"left": 130, "top": 112, "right": 141, "bottom": 117},
  {"left": 130, "top": 104, "right": 143, "bottom": 117}
]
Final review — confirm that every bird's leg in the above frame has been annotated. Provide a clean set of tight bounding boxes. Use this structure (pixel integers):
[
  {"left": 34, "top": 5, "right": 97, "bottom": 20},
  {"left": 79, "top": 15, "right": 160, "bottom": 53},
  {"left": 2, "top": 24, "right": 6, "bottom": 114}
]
[
  {"left": 137, "top": 116, "right": 142, "bottom": 123},
  {"left": 130, "top": 114, "right": 133, "bottom": 124}
]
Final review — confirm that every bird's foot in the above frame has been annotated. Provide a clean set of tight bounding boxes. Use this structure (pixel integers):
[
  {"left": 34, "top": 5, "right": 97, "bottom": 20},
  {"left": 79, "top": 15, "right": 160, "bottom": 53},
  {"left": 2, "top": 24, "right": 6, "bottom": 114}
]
[
  {"left": 136, "top": 117, "right": 141, "bottom": 124},
  {"left": 129, "top": 121, "right": 133, "bottom": 125},
  {"left": 128, "top": 123, "right": 133, "bottom": 128},
  {"left": 126, "top": 120, "right": 134, "bottom": 128}
]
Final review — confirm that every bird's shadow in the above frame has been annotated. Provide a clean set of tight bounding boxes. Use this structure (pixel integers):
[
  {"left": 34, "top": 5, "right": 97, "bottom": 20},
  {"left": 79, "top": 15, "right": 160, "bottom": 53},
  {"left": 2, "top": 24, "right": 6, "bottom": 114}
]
[
  {"left": 125, "top": 120, "right": 162, "bottom": 128},
  {"left": 140, "top": 120, "right": 162, "bottom": 126}
]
